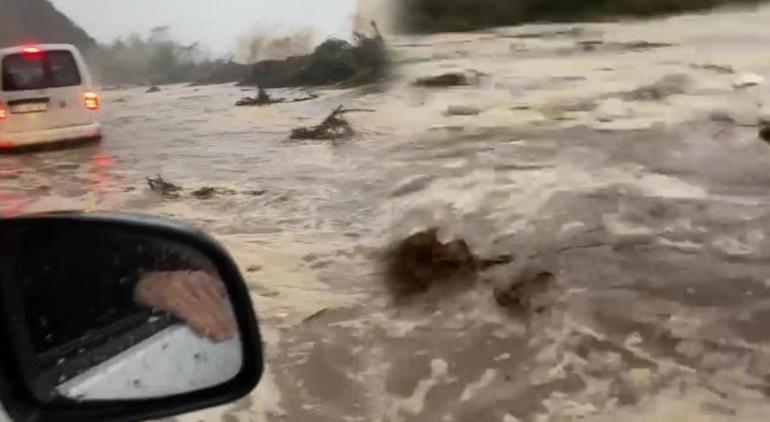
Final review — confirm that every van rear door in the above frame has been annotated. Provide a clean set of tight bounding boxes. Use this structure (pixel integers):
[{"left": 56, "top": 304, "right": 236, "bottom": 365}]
[{"left": 1, "top": 49, "right": 92, "bottom": 133}]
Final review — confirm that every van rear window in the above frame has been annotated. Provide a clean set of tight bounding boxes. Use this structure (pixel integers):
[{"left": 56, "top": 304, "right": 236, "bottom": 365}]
[{"left": 1, "top": 50, "right": 82, "bottom": 91}]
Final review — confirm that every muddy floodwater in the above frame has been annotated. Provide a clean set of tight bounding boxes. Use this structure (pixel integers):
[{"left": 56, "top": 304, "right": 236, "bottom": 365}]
[{"left": 6, "top": 6, "right": 770, "bottom": 422}]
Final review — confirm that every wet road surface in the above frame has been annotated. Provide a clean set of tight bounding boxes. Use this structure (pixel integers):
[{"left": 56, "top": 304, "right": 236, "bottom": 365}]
[{"left": 5, "top": 6, "right": 770, "bottom": 422}]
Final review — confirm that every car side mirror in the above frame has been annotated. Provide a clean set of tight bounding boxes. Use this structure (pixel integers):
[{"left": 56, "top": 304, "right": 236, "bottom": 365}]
[{"left": 0, "top": 213, "right": 263, "bottom": 422}]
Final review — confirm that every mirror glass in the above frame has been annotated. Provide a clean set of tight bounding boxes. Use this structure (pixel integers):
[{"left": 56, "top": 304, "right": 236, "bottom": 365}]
[{"left": 0, "top": 221, "right": 243, "bottom": 402}]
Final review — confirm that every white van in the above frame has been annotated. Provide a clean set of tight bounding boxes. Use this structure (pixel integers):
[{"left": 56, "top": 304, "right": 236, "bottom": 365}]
[{"left": 0, "top": 44, "right": 101, "bottom": 150}]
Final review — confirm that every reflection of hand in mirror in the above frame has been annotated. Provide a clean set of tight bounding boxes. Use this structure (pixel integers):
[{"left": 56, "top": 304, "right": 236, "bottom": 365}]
[{"left": 134, "top": 271, "right": 236, "bottom": 342}]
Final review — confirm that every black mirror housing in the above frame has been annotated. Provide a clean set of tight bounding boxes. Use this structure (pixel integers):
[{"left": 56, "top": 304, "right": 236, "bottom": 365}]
[{"left": 0, "top": 212, "right": 263, "bottom": 422}]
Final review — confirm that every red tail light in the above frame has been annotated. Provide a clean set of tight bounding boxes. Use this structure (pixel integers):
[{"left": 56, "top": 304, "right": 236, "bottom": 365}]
[
  {"left": 0, "top": 101, "right": 7, "bottom": 120},
  {"left": 84, "top": 92, "right": 99, "bottom": 110},
  {"left": 21, "top": 46, "right": 44, "bottom": 61}
]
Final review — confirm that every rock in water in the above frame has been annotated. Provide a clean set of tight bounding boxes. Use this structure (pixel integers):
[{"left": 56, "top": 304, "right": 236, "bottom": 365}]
[{"left": 146, "top": 86, "right": 161, "bottom": 93}]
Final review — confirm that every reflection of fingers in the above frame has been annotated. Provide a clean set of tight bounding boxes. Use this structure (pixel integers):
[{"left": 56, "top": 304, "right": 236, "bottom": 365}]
[
  {"left": 217, "top": 311, "right": 236, "bottom": 341},
  {"left": 196, "top": 273, "right": 227, "bottom": 304},
  {"left": 182, "top": 291, "right": 232, "bottom": 341},
  {"left": 180, "top": 311, "right": 206, "bottom": 337},
  {"left": 201, "top": 297, "right": 234, "bottom": 342},
  {"left": 187, "top": 273, "right": 215, "bottom": 302},
  {"left": 188, "top": 309, "right": 220, "bottom": 340},
  {"left": 200, "top": 273, "right": 229, "bottom": 304},
  {"left": 169, "top": 288, "right": 217, "bottom": 340},
  {"left": 192, "top": 274, "right": 235, "bottom": 341},
  {"left": 189, "top": 308, "right": 222, "bottom": 341},
  {"left": 210, "top": 276, "right": 227, "bottom": 297},
  {"left": 165, "top": 273, "right": 235, "bottom": 342}
]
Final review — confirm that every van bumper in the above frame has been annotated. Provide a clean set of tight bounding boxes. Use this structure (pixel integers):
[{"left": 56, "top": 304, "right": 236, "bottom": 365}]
[{"left": 0, "top": 123, "right": 102, "bottom": 150}]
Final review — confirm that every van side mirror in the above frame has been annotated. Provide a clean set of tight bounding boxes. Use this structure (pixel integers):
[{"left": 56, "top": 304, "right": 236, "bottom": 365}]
[{"left": 0, "top": 213, "right": 263, "bottom": 422}]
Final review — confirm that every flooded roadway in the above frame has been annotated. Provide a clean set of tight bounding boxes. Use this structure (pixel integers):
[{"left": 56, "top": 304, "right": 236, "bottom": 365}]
[{"left": 6, "top": 5, "right": 770, "bottom": 421}]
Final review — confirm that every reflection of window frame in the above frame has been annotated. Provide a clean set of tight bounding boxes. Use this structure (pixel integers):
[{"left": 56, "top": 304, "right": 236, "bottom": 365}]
[
  {"left": 0, "top": 255, "right": 179, "bottom": 403},
  {"left": 0, "top": 244, "right": 51, "bottom": 402},
  {"left": 35, "top": 312, "right": 180, "bottom": 400},
  {"left": 0, "top": 224, "right": 210, "bottom": 404}
]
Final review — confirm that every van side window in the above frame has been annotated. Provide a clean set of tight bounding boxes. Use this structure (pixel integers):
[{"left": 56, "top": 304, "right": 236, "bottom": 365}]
[{"left": 1, "top": 50, "right": 82, "bottom": 91}]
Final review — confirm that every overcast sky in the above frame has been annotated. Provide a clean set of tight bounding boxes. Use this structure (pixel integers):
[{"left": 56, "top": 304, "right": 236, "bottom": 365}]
[{"left": 50, "top": 0, "right": 359, "bottom": 54}]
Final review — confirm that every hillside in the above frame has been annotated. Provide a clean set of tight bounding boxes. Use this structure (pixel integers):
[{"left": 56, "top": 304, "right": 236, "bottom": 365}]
[{"left": 0, "top": 0, "right": 96, "bottom": 50}]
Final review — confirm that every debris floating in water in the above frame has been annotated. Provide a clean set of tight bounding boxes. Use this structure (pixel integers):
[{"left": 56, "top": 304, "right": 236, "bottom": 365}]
[
  {"left": 146, "top": 174, "right": 182, "bottom": 198},
  {"left": 576, "top": 40, "right": 674, "bottom": 53},
  {"left": 623, "top": 73, "right": 691, "bottom": 101},
  {"left": 384, "top": 228, "right": 513, "bottom": 297},
  {"left": 236, "top": 88, "right": 320, "bottom": 107},
  {"left": 191, "top": 186, "right": 237, "bottom": 199},
  {"left": 690, "top": 63, "right": 734, "bottom": 74},
  {"left": 733, "top": 73, "right": 765, "bottom": 89},
  {"left": 290, "top": 105, "right": 373, "bottom": 140},
  {"left": 235, "top": 88, "right": 281, "bottom": 107},
  {"left": 760, "top": 125, "right": 770, "bottom": 143},
  {"left": 302, "top": 308, "right": 330, "bottom": 324},
  {"left": 494, "top": 269, "right": 557, "bottom": 313},
  {"left": 445, "top": 105, "right": 482, "bottom": 116},
  {"left": 385, "top": 228, "right": 477, "bottom": 296},
  {"left": 414, "top": 72, "right": 470, "bottom": 87},
  {"left": 146, "top": 177, "right": 262, "bottom": 200}
]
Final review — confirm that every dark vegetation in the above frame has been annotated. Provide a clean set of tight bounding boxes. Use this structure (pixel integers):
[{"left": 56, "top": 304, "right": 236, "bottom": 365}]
[
  {"left": 86, "top": 26, "right": 248, "bottom": 86},
  {"left": 0, "top": 0, "right": 227, "bottom": 86},
  {"left": 93, "top": 22, "right": 386, "bottom": 88},
  {"left": 0, "top": 0, "right": 96, "bottom": 50},
  {"left": 1, "top": 0, "right": 387, "bottom": 88},
  {"left": 397, "top": 0, "right": 765, "bottom": 32},
  {"left": 239, "top": 22, "right": 387, "bottom": 88}
]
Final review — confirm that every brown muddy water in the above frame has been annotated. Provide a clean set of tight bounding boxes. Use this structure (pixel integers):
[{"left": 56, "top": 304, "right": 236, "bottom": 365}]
[{"left": 5, "top": 6, "right": 770, "bottom": 422}]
